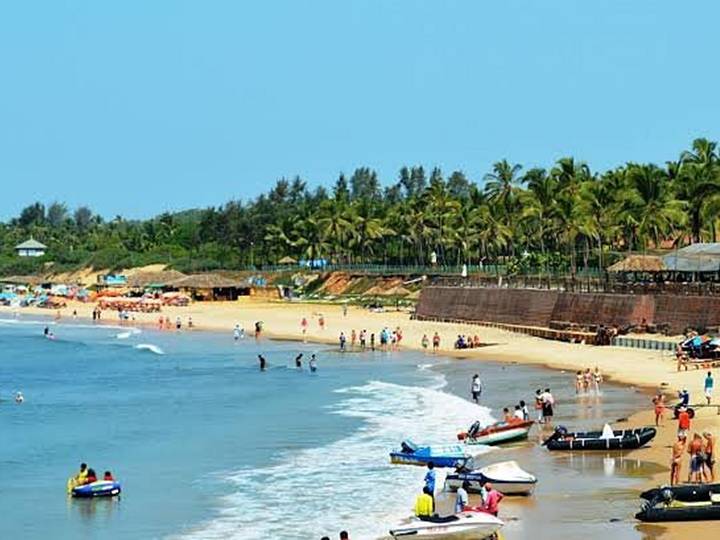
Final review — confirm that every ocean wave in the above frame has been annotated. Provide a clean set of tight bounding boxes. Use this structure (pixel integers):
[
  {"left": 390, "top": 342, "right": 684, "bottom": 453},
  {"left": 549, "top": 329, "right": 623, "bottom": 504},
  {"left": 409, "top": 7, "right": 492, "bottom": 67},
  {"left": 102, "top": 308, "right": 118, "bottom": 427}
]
[
  {"left": 174, "top": 379, "right": 495, "bottom": 540},
  {"left": 116, "top": 331, "right": 132, "bottom": 339},
  {"left": 134, "top": 344, "right": 165, "bottom": 355}
]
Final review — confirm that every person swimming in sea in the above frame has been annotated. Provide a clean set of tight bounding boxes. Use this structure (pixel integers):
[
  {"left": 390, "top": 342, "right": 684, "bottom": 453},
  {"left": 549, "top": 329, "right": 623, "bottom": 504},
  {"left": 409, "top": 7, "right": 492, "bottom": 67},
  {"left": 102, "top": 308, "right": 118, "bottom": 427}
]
[
  {"left": 15, "top": 391, "right": 24, "bottom": 404},
  {"left": 258, "top": 354, "right": 267, "bottom": 371},
  {"left": 295, "top": 353, "right": 303, "bottom": 369}
]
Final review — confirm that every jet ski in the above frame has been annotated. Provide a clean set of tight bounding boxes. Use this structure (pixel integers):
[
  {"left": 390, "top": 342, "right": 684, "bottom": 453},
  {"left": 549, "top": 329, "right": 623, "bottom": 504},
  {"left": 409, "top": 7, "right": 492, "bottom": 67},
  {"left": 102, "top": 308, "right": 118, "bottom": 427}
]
[{"left": 389, "top": 511, "right": 504, "bottom": 538}]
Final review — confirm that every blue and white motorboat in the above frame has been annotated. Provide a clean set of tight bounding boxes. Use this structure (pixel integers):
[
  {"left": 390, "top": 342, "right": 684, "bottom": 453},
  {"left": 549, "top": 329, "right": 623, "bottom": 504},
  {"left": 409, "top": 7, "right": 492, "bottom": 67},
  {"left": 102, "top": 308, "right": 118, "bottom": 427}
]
[
  {"left": 389, "top": 440, "right": 483, "bottom": 468},
  {"left": 71, "top": 480, "right": 122, "bottom": 498}
]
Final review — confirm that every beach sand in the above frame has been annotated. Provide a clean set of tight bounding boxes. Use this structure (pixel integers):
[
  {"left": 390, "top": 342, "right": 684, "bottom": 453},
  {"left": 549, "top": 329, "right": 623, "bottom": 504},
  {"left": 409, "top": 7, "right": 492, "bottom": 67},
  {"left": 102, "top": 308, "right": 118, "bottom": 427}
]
[{"left": 4, "top": 298, "right": 719, "bottom": 538}]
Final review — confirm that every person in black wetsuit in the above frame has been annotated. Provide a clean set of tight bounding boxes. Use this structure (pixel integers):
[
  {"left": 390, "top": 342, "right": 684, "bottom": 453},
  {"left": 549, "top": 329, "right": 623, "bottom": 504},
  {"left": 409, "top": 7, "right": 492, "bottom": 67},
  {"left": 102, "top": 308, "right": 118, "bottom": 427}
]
[
  {"left": 295, "top": 353, "right": 303, "bottom": 369},
  {"left": 258, "top": 355, "right": 266, "bottom": 371}
]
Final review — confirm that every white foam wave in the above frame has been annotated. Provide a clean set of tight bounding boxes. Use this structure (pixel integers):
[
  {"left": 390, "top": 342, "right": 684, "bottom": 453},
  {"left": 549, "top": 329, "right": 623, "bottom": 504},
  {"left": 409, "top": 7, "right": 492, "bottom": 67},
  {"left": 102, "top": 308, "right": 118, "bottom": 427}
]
[
  {"left": 134, "top": 343, "right": 165, "bottom": 355},
  {"left": 116, "top": 331, "right": 132, "bottom": 339},
  {"left": 0, "top": 318, "right": 54, "bottom": 326},
  {"left": 174, "top": 379, "right": 495, "bottom": 540}
]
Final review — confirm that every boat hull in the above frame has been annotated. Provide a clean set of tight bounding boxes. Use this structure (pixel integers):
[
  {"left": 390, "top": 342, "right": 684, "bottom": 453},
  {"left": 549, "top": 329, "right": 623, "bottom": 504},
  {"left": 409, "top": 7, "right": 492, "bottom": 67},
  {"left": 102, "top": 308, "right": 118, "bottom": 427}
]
[
  {"left": 544, "top": 427, "right": 656, "bottom": 451},
  {"left": 636, "top": 505, "right": 720, "bottom": 522},
  {"left": 390, "top": 454, "right": 467, "bottom": 468},
  {"left": 389, "top": 512, "right": 503, "bottom": 538},
  {"left": 641, "top": 483, "right": 720, "bottom": 502},
  {"left": 460, "top": 420, "right": 534, "bottom": 446},
  {"left": 445, "top": 474, "right": 536, "bottom": 496},
  {"left": 71, "top": 480, "right": 121, "bottom": 498}
]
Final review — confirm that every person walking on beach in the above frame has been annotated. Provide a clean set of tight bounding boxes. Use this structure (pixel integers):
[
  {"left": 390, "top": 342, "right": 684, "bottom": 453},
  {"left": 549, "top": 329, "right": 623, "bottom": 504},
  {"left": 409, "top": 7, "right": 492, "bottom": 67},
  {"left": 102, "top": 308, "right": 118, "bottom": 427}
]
[
  {"left": 257, "top": 355, "right": 266, "bottom": 371},
  {"left": 704, "top": 371, "right": 714, "bottom": 405},
  {"left": 370, "top": 333, "right": 375, "bottom": 351},
  {"left": 432, "top": 332, "right": 440, "bottom": 352},
  {"left": 421, "top": 334, "right": 429, "bottom": 351},
  {"left": 677, "top": 406, "right": 691, "bottom": 439},
  {"left": 653, "top": 393, "right": 666, "bottom": 427},
  {"left": 318, "top": 314, "right": 325, "bottom": 331},
  {"left": 339, "top": 332, "right": 346, "bottom": 352},
  {"left": 359, "top": 330, "right": 366, "bottom": 350},
  {"left": 254, "top": 321, "right": 263, "bottom": 338},
  {"left": 471, "top": 374, "right": 482, "bottom": 404},
  {"left": 175, "top": 316, "right": 182, "bottom": 331},
  {"left": 301, "top": 317, "right": 308, "bottom": 339},
  {"left": 342, "top": 304, "right": 348, "bottom": 317},
  {"left": 350, "top": 329, "right": 357, "bottom": 349},
  {"left": 671, "top": 434, "right": 686, "bottom": 485},
  {"left": 688, "top": 433, "right": 704, "bottom": 483},
  {"left": 703, "top": 430, "right": 715, "bottom": 482}
]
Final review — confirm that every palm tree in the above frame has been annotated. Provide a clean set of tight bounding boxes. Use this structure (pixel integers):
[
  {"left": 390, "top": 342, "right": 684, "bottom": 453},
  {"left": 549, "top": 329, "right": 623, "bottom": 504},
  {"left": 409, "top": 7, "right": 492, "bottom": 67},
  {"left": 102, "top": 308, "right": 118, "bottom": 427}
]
[
  {"left": 623, "top": 164, "right": 686, "bottom": 249},
  {"left": 678, "top": 138, "right": 720, "bottom": 241},
  {"left": 484, "top": 160, "right": 522, "bottom": 215}
]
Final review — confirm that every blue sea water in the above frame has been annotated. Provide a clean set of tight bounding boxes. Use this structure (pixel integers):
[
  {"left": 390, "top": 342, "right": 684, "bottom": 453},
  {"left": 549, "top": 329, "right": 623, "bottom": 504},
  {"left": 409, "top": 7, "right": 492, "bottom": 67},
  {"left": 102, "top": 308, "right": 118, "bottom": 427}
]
[{"left": 0, "top": 316, "right": 651, "bottom": 540}]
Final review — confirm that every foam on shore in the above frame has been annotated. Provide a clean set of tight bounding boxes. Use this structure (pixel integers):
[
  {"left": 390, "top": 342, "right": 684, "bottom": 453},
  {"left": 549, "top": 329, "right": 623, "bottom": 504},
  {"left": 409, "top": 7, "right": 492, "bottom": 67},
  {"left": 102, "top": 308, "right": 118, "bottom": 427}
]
[{"left": 176, "top": 371, "right": 494, "bottom": 539}]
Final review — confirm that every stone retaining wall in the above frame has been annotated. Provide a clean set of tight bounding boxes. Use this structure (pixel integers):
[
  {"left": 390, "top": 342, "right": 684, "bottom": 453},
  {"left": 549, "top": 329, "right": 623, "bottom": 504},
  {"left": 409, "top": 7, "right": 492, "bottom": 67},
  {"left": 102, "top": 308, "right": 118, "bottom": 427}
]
[{"left": 416, "top": 287, "right": 720, "bottom": 335}]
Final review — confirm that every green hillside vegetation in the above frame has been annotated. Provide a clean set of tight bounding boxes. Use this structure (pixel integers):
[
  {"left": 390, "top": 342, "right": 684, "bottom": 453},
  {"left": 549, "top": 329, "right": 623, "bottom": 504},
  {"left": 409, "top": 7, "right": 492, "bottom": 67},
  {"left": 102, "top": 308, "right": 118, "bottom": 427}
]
[{"left": 2, "top": 138, "right": 718, "bottom": 277}]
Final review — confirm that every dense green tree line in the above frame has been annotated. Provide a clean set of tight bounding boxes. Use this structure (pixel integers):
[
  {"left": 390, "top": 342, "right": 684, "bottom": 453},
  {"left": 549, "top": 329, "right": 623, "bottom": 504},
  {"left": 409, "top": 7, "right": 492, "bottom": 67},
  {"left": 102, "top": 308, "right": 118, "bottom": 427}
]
[{"left": 2, "top": 138, "right": 719, "bottom": 276}]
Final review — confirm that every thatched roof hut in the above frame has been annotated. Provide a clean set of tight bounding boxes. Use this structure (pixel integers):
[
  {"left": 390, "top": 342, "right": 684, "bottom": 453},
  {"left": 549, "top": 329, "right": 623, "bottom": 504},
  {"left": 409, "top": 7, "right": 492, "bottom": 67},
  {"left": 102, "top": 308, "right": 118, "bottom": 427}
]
[
  {"left": 0, "top": 275, "right": 46, "bottom": 286},
  {"left": 607, "top": 255, "right": 665, "bottom": 273},
  {"left": 127, "top": 270, "right": 187, "bottom": 288},
  {"left": 166, "top": 273, "right": 244, "bottom": 289},
  {"left": 278, "top": 256, "right": 297, "bottom": 264}
]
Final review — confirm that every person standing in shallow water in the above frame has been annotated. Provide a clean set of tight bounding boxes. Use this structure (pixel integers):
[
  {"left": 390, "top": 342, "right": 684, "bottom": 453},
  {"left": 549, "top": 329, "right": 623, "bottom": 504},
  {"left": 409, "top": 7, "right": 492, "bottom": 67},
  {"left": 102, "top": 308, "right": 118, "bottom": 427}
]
[
  {"left": 471, "top": 374, "right": 482, "bottom": 404},
  {"left": 257, "top": 355, "right": 266, "bottom": 371}
]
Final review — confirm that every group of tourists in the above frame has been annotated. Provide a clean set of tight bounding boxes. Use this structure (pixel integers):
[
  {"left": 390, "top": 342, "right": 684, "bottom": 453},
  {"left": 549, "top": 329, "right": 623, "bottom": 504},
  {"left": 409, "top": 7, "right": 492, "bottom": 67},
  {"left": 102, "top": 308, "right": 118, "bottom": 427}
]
[
  {"left": 573, "top": 367, "right": 603, "bottom": 395},
  {"left": 157, "top": 315, "right": 193, "bottom": 330},
  {"left": 453, "top": 334, "right": 483, "bottom": 349},
  {"left": 671, "top": 408, "right": 715, "bottom": 485},
  {"left": 67, "top": 463, "right": 115, "bottom": 492},
  {"left": 421, "top": 332, "right": 442, "bottom": 352},
  {"left": 414, "top": 462, "right": 503, "bottom": 519}
]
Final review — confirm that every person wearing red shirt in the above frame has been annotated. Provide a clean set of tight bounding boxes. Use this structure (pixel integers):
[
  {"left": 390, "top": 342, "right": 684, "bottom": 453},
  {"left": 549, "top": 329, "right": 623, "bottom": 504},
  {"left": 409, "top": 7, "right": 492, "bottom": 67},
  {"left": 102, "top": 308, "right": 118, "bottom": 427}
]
[
  {"left": 103, "top": 471, "right": 114, "bottom": 481},
  {"left": 678, "top": 406, "right": 691, "bottom": 439}
]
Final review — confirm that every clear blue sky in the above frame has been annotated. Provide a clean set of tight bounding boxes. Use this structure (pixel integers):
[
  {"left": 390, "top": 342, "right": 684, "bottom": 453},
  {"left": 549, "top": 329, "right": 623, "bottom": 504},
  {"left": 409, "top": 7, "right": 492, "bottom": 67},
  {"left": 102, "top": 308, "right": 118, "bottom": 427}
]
[{"left": 1, "top": 1, "right": 717, "bottom": 220}]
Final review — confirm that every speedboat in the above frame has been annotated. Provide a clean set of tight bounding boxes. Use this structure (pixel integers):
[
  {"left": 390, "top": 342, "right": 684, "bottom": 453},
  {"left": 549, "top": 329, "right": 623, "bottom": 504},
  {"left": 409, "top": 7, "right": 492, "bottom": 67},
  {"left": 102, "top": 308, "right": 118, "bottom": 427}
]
[
  {"left": 71, "top": 480, "right": 122, "bottom": 498},
  {"left": 389, "top": 511, "right": 504, "bottom": 538},
  {"left": 636, "top": 484, "right": 720, "bottom": 522},
  {"left": 458, "top": 420, "right": 534, "bottom": 446},
  {"left": 543, "top": 425, "right": 656, "bottom": 451},
  {"left": 445, "top": 460, "right": 537, "bottom": 496},
  {"left": 390, "top": 440, "right": 483, "bottom": 468}
]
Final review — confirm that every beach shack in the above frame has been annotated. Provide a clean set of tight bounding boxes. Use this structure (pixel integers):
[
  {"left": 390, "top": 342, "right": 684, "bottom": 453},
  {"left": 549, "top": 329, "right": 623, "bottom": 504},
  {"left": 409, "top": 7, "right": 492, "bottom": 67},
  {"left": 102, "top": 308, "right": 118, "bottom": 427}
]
[
  {"left": 15, "top": 239, "right": 47, "bottom": 257},
  {"left": 164, "top": 273, "right": 251, "bottom": 301}
]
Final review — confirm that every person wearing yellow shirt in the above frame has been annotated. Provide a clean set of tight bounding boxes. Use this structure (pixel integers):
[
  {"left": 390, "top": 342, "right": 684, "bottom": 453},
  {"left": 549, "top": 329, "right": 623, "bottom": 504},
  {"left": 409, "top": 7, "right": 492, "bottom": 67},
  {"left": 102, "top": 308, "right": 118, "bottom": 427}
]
[
  {"left": 414, "top": 487, "right": 434, "bottom": 518},
  {"left": 67, "top": 462, "right": 89, "bottom": 493}
]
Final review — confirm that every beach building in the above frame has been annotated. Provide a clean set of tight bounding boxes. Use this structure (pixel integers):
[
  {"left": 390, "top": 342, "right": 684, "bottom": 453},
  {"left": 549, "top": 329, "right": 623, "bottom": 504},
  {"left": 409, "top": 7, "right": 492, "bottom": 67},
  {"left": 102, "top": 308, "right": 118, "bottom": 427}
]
[
  {"left": 15, "top": 239, "right": 47, "bottom": 257},
  {"left": 609, "top": 244, "right": 720, "bottom": 282},
  {"left": 164, "top": 273, "right": 251, "bottom": 301}
]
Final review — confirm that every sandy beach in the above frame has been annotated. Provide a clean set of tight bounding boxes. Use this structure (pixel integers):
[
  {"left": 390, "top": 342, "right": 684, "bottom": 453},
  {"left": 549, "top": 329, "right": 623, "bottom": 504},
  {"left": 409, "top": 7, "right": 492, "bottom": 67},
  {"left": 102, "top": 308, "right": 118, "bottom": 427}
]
[{"left": 4, "top": 298, "right": 719, "bottom": 538}]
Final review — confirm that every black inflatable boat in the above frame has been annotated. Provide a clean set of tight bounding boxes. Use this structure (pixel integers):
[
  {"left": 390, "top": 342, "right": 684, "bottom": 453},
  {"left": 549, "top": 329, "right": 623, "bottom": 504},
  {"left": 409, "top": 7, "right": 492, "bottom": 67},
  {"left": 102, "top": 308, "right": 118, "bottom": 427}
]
[
  {"left": 543, "top": 426, "right": 656, "bottom": 451},
  {"left": 636, "top": 484, "right": 720, "bottom": 522},
  {"left": 641, "top": 483, "right": 720, "bottom": 502}
]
